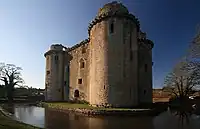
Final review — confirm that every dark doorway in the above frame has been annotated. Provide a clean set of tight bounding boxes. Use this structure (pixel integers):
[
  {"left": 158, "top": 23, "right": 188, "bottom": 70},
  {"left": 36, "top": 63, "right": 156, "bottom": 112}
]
[{"left": 74, "top": 89, "right": 79, "bottom": 98}]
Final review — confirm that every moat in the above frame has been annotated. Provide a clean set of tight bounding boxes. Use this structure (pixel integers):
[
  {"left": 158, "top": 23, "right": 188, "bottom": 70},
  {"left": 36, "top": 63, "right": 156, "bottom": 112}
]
[{"left": 3, "top": 105, "right": 200, "bottom": 129}]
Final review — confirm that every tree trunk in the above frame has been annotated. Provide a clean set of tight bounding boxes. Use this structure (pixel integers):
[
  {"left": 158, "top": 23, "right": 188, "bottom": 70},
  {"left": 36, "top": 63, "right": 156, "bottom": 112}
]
[{"left": 7, "top": 87, "right": 14, "bottom": 103}]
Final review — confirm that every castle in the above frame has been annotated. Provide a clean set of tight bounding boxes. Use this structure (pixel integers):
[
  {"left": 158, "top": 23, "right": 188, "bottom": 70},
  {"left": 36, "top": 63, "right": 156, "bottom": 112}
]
[{"left": 44, "top": 1, "right": 154, "bottom": 107}]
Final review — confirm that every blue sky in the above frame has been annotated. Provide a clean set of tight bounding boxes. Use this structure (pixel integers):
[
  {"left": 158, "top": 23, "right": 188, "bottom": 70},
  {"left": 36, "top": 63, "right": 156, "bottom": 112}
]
[{"left": 0, "top": 0, "right": 199, "bottom": 89}]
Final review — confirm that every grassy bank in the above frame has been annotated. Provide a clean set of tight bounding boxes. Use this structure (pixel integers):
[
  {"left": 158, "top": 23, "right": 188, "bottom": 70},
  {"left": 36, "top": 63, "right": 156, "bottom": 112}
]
[
  {"left": 0, "top": 112, "right": 41, "bottom": 129},
  {"left": 45, "top": 102, "right": 150, "bottom": 111},
  {"left": 44, "top": 102, "right": 169, "bottom": 116}
]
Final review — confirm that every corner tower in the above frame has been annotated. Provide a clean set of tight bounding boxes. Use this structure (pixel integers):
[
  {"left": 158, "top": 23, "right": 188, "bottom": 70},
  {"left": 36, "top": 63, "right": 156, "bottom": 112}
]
[
  {"left": 44, "top": 44, "right": 65, "bottom": 101},
  {"left": 88, "top": 1, "right": 141, "bottom": 107},
  {"left": 138, "top": 32, "right": 154, "bottom": 104}
]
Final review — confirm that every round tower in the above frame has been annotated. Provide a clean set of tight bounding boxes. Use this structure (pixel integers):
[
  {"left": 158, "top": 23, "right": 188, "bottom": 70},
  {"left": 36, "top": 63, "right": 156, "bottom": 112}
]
[
  {"left": 88, "top": 1, "right": 140, "bottom": 107},
  {"left": 44, "top": 44, "right": 65, "bottom": 101}
]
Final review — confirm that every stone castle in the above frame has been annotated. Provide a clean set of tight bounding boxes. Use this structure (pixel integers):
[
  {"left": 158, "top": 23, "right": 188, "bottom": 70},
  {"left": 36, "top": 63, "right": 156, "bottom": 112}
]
[{"left": 44, "top": 1, "right": 154, "bottom": 107}]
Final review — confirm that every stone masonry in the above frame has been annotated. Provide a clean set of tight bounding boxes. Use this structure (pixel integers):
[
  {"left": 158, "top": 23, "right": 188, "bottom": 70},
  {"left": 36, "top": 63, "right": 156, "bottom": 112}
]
[{"left": 44, "top": 1, "right": 154, "bottom": 107}]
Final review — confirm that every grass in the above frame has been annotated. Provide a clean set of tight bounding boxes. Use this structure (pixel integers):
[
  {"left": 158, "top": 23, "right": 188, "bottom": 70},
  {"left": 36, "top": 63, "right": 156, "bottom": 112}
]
[
  {"left": 46, "top": 102, "right": 150, "bottom": 111},
  {"left": 0, "top": 113, "right": 41, "bottom": 129}
]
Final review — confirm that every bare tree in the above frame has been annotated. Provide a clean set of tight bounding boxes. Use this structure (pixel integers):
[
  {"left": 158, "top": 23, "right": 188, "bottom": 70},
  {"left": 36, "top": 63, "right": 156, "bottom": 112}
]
[
  {"left": 0, "top": 63, "right": 24, "bottom": 102},
  {"left": 163, "top": 60, "right": 200, "bottom": 99},
  {"left": 163, "top": 26, "right": 200, "bottom": 101},
  {"left": 187, "top": 24, "right": 200, "bottom": 59}
]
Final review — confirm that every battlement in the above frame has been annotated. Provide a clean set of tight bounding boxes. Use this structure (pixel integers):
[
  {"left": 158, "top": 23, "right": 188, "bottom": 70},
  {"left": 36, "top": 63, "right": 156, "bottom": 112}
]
[
  {"left": 44, "top": 44, "right": 65, "bottom": 57},
  {"left": 66, "top": 38, "right": 89, "bottom": 52},
  {"left": 50, "top": 44, "right": 64, "bottom": 51}
]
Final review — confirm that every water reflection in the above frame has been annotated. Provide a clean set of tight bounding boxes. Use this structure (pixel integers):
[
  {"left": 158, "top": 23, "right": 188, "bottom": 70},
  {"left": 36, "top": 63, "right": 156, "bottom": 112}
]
[
  {"left": 169, "top": 108, "right": 200, "bottom": 129},
  {"left": 3, "top": 104, "right": 45, "bottom": 128},
  {"left": 44, "top": 107, "right": 154, "bottom": 129},
  {"left": 44, "top": 107, "right": 200, "bottom": 129},
  {"left": 2, "top": 105, "right": 200, "bottom": 129}
]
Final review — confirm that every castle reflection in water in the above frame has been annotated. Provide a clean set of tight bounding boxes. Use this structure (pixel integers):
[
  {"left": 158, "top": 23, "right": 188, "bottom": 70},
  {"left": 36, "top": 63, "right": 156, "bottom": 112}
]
[
  {"left": 44, "top": 107, "right": 200, "bottom": 129},
  {"left": 44, "top": 107, "right": 154, "bottom": 129},
  {"left": 3, "top": 105, "right": 200, "bottom": 129}
]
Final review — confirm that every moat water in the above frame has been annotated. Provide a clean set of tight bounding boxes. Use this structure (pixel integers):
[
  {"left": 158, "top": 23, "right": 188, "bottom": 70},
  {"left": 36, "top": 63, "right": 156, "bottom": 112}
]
[{"left": 3, "top": 105, "right": 200, "bottom": 129}]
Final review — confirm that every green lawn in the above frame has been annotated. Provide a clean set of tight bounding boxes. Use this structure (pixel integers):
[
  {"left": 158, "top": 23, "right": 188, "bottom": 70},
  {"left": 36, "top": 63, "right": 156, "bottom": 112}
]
[
  {"left": 0, "top": 113, "right": 41, "bottom": 129},
  {"left": 46, "top": 102, "right": 150, "bottom": 111}
]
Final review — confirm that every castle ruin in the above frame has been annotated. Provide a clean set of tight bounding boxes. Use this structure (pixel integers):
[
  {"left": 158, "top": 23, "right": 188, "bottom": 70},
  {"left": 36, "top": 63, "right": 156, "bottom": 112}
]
[{"left": 44, "top": 1, "right": 154, "bottom": 107}]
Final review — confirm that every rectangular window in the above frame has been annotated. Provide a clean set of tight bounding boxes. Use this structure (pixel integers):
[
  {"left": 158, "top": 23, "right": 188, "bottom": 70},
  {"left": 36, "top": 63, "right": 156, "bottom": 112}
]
[
  {"left": 80, "top": 62, "right": 85, "bottom": 68},
  {"left": 55, "top": 55, "right": 59, "bottom": 64},
  {"left": 145, "top": 64, "right": 148, "bottom": 72},
  {"left": 82, "top": 47, "right": 86, "bottom": 54},
  {"left": 78, "top": 79, "right": 82, "bottom": 84},
  {"left": 144, "top": 90, "right": 146, "bottom": 95},
  {"left": 46, "top": 71, "right": 50, "bottom": 75},
  {"left": 130, "top": 50, "right": 133, "bottom": 61},
  {"left": 110, "top": 22, "right": 114, "bottom": 34},
  {"left": 55, "top": 55, "right": 58, "bottom": 61},
  {"left": 130, "top": 37, "right": 132, "bottom": 48}
]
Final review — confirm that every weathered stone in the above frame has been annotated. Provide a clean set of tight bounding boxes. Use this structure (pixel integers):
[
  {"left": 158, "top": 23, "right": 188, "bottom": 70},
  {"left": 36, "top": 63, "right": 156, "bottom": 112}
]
[{"left": 44, "top": 1, "right": 154, "bottom": 107}]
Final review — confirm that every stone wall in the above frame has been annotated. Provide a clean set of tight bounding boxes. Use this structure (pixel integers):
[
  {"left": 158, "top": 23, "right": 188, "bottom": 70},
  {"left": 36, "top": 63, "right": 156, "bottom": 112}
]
[
  {"left": 89, "top": 17, "right": 139, "bottom": 107},
  {"left": 106, "top": 18, "right": 139, "bottom": 107},
  {"left": 45, "top": 54, "right": 52, "bottom": 101},
  {"left": 63, "top": 52, "right": 72, "bottom": 101},
  {"left": 138, "top": 46, "right": 153, "bottom": 104},
  {"left": 44, "top": 2, "right": 154, "bottom": 106},
  {"left": 120, "top": 19, "right": 139, "bottom": 107},
  {"left": 45, "top": 47, "right": 65, "bottom": 101},
  {"left": 68, "top": 43, "right": 90, "bottom": 101},
  {"left": 89, "top": 20, "right": 109, "bottom": 105}
]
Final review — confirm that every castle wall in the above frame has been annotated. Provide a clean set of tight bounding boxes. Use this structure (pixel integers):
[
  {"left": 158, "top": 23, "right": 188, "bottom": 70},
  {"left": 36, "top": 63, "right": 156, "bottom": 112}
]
[
  {"left": 45, "top": 46, "right": 65, "bottom": 101},
  {"left": 45, "top": 54, "right": 52, "bottom": 100},
  {"left": 107, "top": 18, "right": 125, "bottom": 106},
  {"left": 138, "top": 48, "right": 153, "bottom": 104},
  {"left": 63, "top": 52, "right": 71, "bottom": 101},
  {"left": 121, "top": 19, "right": 139, "bottom": 106},
  {"left": 68, "top": 43, "right": 90, "bottom": 101},
  {"left": 89, "top": 17, "right": 139, "bottom": 107},
  {"left": 89, "top": 20, "right": 109, "bottom": 105},
  {"left": 44, "top": 2, "right": 154, "bottom": 106},
  {"left": 107, "top": 18, "right": 138, "bottom": 107}
]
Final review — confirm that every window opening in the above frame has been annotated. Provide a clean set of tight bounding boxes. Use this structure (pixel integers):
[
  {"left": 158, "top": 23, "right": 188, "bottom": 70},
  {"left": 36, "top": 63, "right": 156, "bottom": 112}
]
[
  {"left": 145, "top": 64, "right": 148, "bottom": 72},
  {"left": 78, "top": 79, "right": 82, "bottom": 84},
  {"left": 110, "top": 22, "right": 114, "bottom": 33}
]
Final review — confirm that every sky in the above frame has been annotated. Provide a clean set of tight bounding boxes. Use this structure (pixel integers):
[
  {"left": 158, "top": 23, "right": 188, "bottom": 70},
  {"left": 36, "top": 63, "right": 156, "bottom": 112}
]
[{"left": 0, "top": 0, "right": 200, "bottom": 89}]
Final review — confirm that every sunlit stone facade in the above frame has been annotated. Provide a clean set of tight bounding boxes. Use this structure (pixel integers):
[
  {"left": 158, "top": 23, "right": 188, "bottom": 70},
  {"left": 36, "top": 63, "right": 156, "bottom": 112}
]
[{"left": 44, "top": 1, "right": 154, "bottom": 107}]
